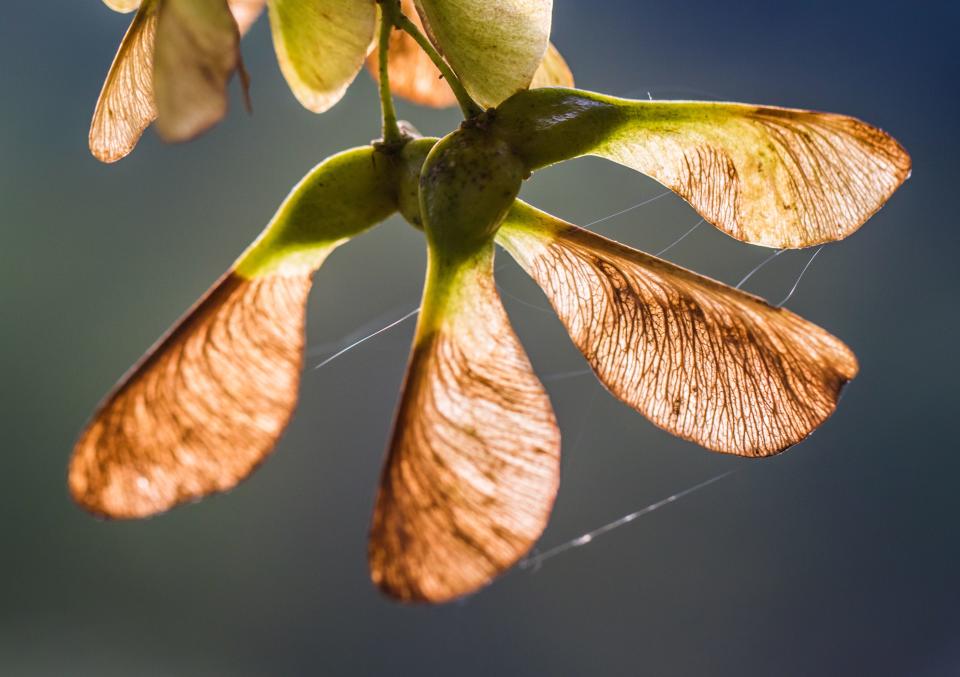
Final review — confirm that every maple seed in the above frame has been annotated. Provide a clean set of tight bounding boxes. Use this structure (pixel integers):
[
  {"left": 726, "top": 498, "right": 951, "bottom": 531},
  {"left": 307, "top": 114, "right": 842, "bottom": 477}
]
[
  {"left": 419, "top": 125, "right": 525, "bottom": 258},
  {"left": 81, "top": 0, "right": 911, "bottom": 604}
]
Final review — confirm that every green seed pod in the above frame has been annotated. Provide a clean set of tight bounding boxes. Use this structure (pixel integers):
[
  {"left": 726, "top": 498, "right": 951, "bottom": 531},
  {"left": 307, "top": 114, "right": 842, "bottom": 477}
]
[
  {"left": 420, "top": 125, "right": 525, "bottom": 263},
  {"left": 396, "top": 137, "right": 438, "bottom": 230}
]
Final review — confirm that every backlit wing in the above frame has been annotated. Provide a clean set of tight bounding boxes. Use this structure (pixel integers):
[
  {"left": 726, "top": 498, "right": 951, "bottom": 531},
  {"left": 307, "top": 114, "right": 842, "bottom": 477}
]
[
  {"left": 369, "top": 245, "right": 560, "bottom": 602},
  {"left": 414, "top": 0, "right": 552, "bottom": 107},
  {"left": 89, "top": 1, "right": 159, "bottom": 163},
  {"left": 69, "top": 147, "right": 399, "bottom": 518},
  {"left": 495, "top": 89, "right": 911, "bottom": 247},
  {"left": 267, "top": 0, "right": 377, "bottom": 112},
  {"left": 499, "top": 202, "right": 858, "bottom": 456}
]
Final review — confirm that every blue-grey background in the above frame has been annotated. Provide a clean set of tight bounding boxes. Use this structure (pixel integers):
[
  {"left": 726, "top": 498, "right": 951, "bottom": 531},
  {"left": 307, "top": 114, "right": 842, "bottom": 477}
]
[{"left": 2, "top": 2, "right": 958, "bottom": 675}]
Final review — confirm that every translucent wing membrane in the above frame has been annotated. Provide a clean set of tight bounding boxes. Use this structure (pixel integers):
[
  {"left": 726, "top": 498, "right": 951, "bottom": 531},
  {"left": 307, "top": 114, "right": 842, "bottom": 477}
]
[
  {"left": 498, "top": 202, "right": 858, "bottom": 456},
  {"left": 69, "top": 273, "right": 312, "bottom": 518},
  {"left": 70, "top": 147, "right": 398, "bottom": 518},
  {"left": 90, "top": 0, "right": 264, "bottom": 162},
  {"left": 365, "top": 0, "right": 571, "bottom": 109},
  {"left": 268, "top": 0, "right": 377, "bottom": 113},
  {"left": 414, "top": 0, "right": 552, "bottom": 108},
  {"left": 154, "top": 0, "right": 244, "bottom": 142},
  {"left": 370, "top": 246, "right": 560, "bottom": 602},
  {"left": 89, "top": 1, "right": 158, "bottom": 163},
  {"left": 495, "top": 89, "right": 911, "bottom": 248}
]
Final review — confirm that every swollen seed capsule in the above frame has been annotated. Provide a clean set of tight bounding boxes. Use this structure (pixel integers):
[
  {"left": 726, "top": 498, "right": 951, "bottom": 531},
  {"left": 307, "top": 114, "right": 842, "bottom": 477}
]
[
  {"left": 397, "top": 137, "right": 438, "bottom": 230},
  {"left": 419, "top": 125, "right": 525, "bottom": 261}
]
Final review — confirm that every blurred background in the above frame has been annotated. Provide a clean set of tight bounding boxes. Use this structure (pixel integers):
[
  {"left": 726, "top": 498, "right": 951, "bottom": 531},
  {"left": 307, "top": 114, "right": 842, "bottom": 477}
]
[{"left": 2, "top": 1, "right": 958, "bottom": 675}]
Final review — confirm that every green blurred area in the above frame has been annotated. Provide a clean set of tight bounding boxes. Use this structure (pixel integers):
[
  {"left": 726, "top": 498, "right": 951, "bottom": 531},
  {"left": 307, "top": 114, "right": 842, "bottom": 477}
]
[{"left": 2, "top": 2, "right": 958, "bottom": 675}]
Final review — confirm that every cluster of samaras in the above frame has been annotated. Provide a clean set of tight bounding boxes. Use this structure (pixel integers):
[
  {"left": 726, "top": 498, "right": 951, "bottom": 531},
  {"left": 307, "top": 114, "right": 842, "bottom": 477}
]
[{"left": 75, "top": 0, "right": 910, "bottom": 602}]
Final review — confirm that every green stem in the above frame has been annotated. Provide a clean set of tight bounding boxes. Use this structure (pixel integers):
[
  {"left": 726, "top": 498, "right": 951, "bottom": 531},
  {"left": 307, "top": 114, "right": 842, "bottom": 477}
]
[
  {"left": 394, "top": 13, "right": 483, "bottom": 119},
  {"left": 377, "top": 4, "right": 402, "bottom": 145}
]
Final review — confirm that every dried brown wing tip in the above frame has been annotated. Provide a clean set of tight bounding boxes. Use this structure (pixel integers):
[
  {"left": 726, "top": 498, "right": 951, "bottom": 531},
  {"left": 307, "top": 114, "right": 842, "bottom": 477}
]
[
  {"left": 729, "top": 107, "right": 911, "bottom": 246},
  {"left": 89, "top": 4, "right": 159, "bottom": 163},
  {"left": 369, "top": 253, "right": 560, "bottom": 602},
  {"left": 366, "top": 0, "right": 457, "bottom": 108},
  {"left": 604, "top": 103, "right": 912, "bottom": 248},
  {"left": 499, "top": 205, "right": 859, "bottom": 457},
  {"left": 68, "top": 271, "right": 312, "bottom": 519}
]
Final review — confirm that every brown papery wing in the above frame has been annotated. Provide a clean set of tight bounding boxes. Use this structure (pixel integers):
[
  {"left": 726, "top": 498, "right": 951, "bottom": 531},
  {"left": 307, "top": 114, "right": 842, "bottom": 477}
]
[
  {"left": 499, "top": 203, "right": 858, "bottom": 456},
  {"left": 495, "top": 92, "right": 911, "bottom": 248},
  {"left": 89, "top": 0, "right": 262, "bottom": 162},
  {"left": 369, "top": 252, "right": 560, "bottom": 602},
  {"left": 89, "top": 2, "right": 159, "bottom": 163},
  {"left": 69, "top": 272, "right": 311, "bottom": 518},
  {"left": 597, "top": 104, "right": 912, "bottom": 248}
]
